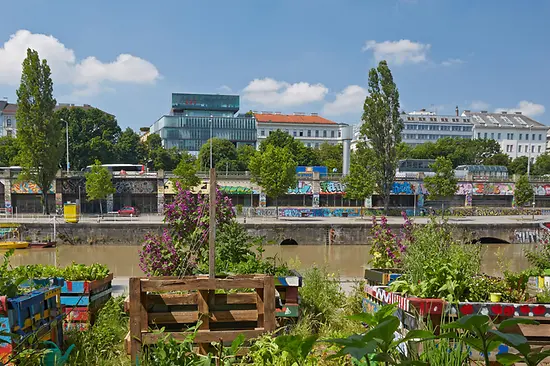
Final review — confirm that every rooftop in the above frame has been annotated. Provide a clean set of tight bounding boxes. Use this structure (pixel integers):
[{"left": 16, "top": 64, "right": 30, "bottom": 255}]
[
  {"left": 463, "top": 111, "right": 547, "bottom": 129},
  {"left": 401, "top": 113, "right": 472, "bottom": 124},
  {"left": 254, "top": 112, "right": 338, "bottom": 125}
]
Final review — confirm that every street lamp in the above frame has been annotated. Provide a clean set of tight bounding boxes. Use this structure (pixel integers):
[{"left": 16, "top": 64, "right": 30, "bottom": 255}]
[
  {"left": 209, "top": 115, "right": 213, "bottom": 169},
  {"left": 61, "top": 119, "right": 69, "bottom": 173},
  {"left": 527, "top": 125, "right": 532, "bottom": 179}
]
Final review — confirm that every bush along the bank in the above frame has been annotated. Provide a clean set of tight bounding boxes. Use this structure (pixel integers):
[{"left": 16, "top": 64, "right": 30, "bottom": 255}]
[
  {"left": 139, "top": 182, "right": 290, "bottom": 277},
  {"left": 13, "top": 262, "right": 110, "bottom": 281}
]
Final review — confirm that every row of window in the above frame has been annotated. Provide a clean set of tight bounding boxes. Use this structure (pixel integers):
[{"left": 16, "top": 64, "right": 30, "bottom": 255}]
[
  {"left": 505, "top": 144, "right": 543, "bottom": 153},
  {"left": 162, "top": 127, "right": 256, "bottom": 142},
  {"left": 403, "top": 134, "right": 472, "bottom": 140},
  {"left": 406, "top": 116, "right": 470, "bottom": 123},
  {"left": 478, "top": 132, "right": 544, "bottom": 141},
  {"left": 158, "top": 116, "right": 255, "bottom": 130},
  {"left": 259, "top": 129, "right": 340, "bottom": 138},
  {"left": 404, "top": 124, "right": 472, "bottom": 132}
]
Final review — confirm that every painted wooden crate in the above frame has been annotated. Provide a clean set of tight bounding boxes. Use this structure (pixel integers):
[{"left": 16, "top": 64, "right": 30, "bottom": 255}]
[
  {"left": 0, "top": 286, "right": 63, "bottom": 361},
  {"left": 275, "top": 272, "right": 302, "bottom": 318},
  {"left": 62, "top": 273, "right": 113, "bottom": 331},
  {"left": 364, "top": 268, "right": 402, "bottom": 286}
]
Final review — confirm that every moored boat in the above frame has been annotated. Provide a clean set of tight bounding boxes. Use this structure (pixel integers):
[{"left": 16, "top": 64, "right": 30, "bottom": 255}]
[{"left": 0, "top": 241, "right": 29, "bottom": 249}]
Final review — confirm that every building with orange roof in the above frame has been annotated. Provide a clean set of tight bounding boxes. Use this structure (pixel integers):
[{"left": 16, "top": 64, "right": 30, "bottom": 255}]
[{"left": 254, "top": 112, "right": 351, "bottom": 149}]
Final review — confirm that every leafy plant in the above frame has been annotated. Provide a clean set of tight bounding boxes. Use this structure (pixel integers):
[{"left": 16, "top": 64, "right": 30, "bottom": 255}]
[
  {"left": 13, "top": 263, "right": 110, "bottom": 281},
  {"left": 368, "top": 213, "right": 412, "bottom": 269},
  {"left": 525, "top": 237, "right": 550, "bottom": 272},
  {"left": 242, "top": 334, "right": 319, "bottom": 366}
]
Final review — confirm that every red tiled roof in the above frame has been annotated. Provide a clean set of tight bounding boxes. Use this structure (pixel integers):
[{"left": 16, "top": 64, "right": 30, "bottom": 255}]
[
  {"left": 2, "top": 103, "right": 17, "bottom": 114},
  {"left": 254, "top": 113, "right": 337, "bottom": 125}
]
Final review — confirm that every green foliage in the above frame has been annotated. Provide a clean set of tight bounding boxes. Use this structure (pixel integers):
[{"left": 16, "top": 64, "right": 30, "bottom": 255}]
[
  {"left": 424, "top": 157, "right": 458, "bottom": 200},
  {"left": 525, "top": 239, "right": 550, "bottom": 272},
  {"left": 85, "top": 160, "right": 116, "bottom": 214},
  {"left": 242, "top": 334, "right": 320, "bottom": 366},
  {"left": 483, "top": 152, "right": 511, "bottom": 168},
  {"left": 116, "top": 127, "right": 147, "bottom": 164},
  {"left": 13, "top": 262, "right": 110, "bottom": 281},
  {"left": 172, "top": 152, "right": 200, "bottom": 189},
  {"left": 467, "top": 275, "right": 509, "bottom": 302},
  {"left": 533, "top": 154, "right": 550, "bottom": 176},
  {"left": 198, "top": 137, "right": 239, "bottom": 171},
  {"left": 249, "top": 145, "right": 297, "bottom": 210},
  {"left": 66, "top": 297, "right": 129, "bottom": 365},
  {"left": 54, "top": 106, "right": 124, "bottom": 170},
  {"left": 389, "top": 219, "right": 481, "bottom": 301},
  {"left": 509, "top": 156, "right": 529, "bottom": 176},
  {"left": 0, "top": 249, "right": 25, "bottom": 298},
  {"left": 0, "top": 136, "right": 20, "bottom": 166},
  {"left": 258, "top": 129, "right": 320, "bottom": 167},
  {"left": 237, "top": 144, "right": 257, "bottom": 171},
  {"left": 317, "top": 143, "right": 343, "bottom": 173},
  {"left": 360, "top": 61, "right": 402, "bottom": 213},
  {"left": 514, "top": 174, "right": 533, "bottom": 207},
  {"left": 342, "top": 163, "right": 374, "bottom": 202},
  {"left": 147, "top": 134, "right": 182, "bottom": 171},
  {"left": 15, "top": 48, "right": 61, "bottom": 214}
]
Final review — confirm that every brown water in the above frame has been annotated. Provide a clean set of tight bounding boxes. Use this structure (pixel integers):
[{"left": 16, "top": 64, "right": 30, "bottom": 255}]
[{"left": 6, "top": 244, "right": 536, "bottom": 278}]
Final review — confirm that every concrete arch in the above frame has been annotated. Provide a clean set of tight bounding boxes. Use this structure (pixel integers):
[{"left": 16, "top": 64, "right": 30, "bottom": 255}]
[
  {"left": 280, "top": 238, "right": 298, "bottom": 246},
  {"left": 473, "top": 237, "right": 510, "bottom": 244}
]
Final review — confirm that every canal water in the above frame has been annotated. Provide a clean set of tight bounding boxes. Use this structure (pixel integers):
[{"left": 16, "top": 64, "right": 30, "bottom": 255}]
[{"left": 6, "top": 244, "right": 536, "bottom": 278}]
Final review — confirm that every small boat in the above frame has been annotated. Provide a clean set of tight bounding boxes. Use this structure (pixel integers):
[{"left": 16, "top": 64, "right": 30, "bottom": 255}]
[
  {"left": 0, "top": 241, "right": 29, "bottom": 249},
  {"left": 28, "top": 241, "right": 57, "bottom": 249}
]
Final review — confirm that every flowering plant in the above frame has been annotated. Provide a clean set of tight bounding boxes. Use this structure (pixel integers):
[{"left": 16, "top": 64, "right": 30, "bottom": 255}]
[
  {"left": 368, "top": 212, "right": 413, "bottom": 269},
  {"left": 525, "top": 232, "right": 550, "bottom": 273}
]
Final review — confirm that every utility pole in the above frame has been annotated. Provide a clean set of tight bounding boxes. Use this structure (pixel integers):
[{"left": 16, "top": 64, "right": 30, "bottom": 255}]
[{"left": 209, "top": 168, "right": 216, "bottom": 279}]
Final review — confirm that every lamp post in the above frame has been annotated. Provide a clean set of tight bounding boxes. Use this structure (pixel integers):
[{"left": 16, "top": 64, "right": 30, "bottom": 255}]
[
  {"left": 527, "top": 125, "right": 532, "bottom": 179},
  {"left": 61, "top": 119, "right": 69, "bottom": 173},
  {"left": 209, "top": 115, "right": 213, "bottom": 170}
]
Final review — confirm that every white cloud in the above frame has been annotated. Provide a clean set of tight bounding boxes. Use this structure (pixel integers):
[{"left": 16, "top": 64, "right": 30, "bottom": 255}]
[
  {"left": 362, "top": 39, "right": 431, "bottom": 65},
  {"left": 322, "top": 85, "right": 368, "bottom": 116},
  {"left": 243, "top": 77, "right": 328, "bottom": 107},
  {"left": 496, "top": 101, "right": 546, "bottom": 118},
  {"left": 469, "top": 101, "right": 490, "bottom": 111},
  {"left": 0, "top": 30, "right": 160, "bottom": 96},
  {"left": 217, "top": 85, "right": 233, "bottom": 93},
  {"left": 442, "top": 58, "right": 465, "bottom": 66}
]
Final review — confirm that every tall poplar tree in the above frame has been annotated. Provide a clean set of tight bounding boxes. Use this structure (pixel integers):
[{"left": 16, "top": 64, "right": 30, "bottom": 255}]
[
  {"left": 16, "top": 49, "right": 61, "bottom": 214},
  {"left": 360, "top": 60, "right": 403, "bottom": 213}
]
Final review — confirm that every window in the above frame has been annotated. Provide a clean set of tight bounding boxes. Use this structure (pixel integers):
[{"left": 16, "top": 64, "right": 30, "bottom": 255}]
[
  {"left": 533, "top": 134, "right": 536, "bottom": 140},
  {"left": 511, "top": 133, "right": 514, "bottom": 139},
  {"left": 497, "top": 133, "right": 501, "bottom": 139},
  {"left": 260, "top": 129, "right": 265, "bottom": 136},
  {"left": 519, "top": 133, "right": 523, "bottom": 140},
  {"left": 338, "top": 130, "right": 341, "bottom": 138},
  {"left": 323, "top": 130, "right": 327, "bottom": 137},
  {"left": 491, "top": 132, "right": 494, "bottom": 139},
  {"left": 484, "top": 132, "right": 487, "bottom": 139},
  {"left": 519, "top": 145, "right": 522, "bottom": 152},
  {"left": 307, "top": 143, "right": 311, "bottom": 147},
  {"left": 538, "top": 145, "right": 542, "bottom": 153},
  {"left": 526, "top": 134, "right": 529, "bottom": 141},
  {"left": 6, "top": 130, "right": 12, "bottom": 137},
  {"left": 331, "top": 130, "right": 335, "bottom": 138},
  {"left": 540, "top": 134, "right": 543, "bottom": 141},
  {"left": 315, "top": 130, "right": 319, "bottom": 137},
  {"left": 525, "top": 145, "right": 528, "bottom": 152},
  {"left": 477, "top": 132, "right": 481, "bottom": 139},
  {"left": 269, "top": 131, "right": 272, "bottom": 135},
  {"left": 293, "top": 131, "right": 297, "bottom": 137},
  {"left": 6, "top": 118, "right": 11, "bottom": 127},
  {"left": 430, "top": 118, "right": 436, "bottom": 122},
  {"left": 532, "top": 145, "right": 535, "bottom": 153},
  {"left": 307, "top": 130, "right": 311, "bottom": 137},
  {"left": 299, "top": 130, "right": 303, "bottom": 137}
]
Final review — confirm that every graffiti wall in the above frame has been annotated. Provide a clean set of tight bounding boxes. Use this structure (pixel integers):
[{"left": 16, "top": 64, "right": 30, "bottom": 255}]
[
  {"left": 472, "top": 183, "right": 514, "bottom": 195},
  {"left": 220, "top": 186, "right": 259, "bottom": 195},
  {"left": 288, "top": 181, "right": 313, "bottom": 195},
  {"left": 534, "top": 184, "right": 550, "bottom": 196},
  {"left": 60, "top": 179, "right": 86, "bottom": 194},
  {"left": 114, "top": 180, "right": 156, "bottom": 194},
  {"left": 391, "top": 182, "right": 425, "bottom": 195},
  {"left": 11, "top": 182, "right": 54, "bottom": 194},
  {"left": 320, "top": 181, "right": 345, "bottom": 194}
]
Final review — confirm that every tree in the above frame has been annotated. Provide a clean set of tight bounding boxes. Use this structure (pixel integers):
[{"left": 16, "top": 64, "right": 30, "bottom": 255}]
[
  {"left": 360, "top": 60, "right": 403, "bottom": 213},
  {"left": 424, "top": 157, "right": 458, "bottom": 217},
  {"left": 236, "top": 144, "right": 257, "bottom": 171},
  {"left": 15, "top": 49, "right": 61, "bottom": 214},
  {"left": 514, "top": 175, "right": 533, "bottom": 207},
  {"left": 533, "top": 154, "right": 550, "bottom": 176},
  {"left": 483, "top": 153, "right": 511, "bottom": 168},
  {"left": 509, "top": 156, "right": 529, "bottom": 176},
  {"left": 145, "top": 134, "right": 181, "bottom": 171},
  {"left": 172, "top": 152, "right": 200, "bottom": 189},
  {"left": 54, "top": 106, "right": 122, "bottom": 170},
  {"left": 0, "top": 136, "right": 20, "bottom": 166},
  {"left": 342, "top": 160, "right": 374, "bottom": 209},
  {"left": 259, "top": 129, "right": 319, "bottom": 166},
  {"left": 117, "top": 127, "right": 147, "bottom": 164},
  {"left": 249, "top": 145, "right": 297, "bottom": 218},
  {"left": 317, "top": 142, "right": 343, "bottom": 173},
  {"left": 85, "top": 160, "right": 116, "bottom": 214},
  {"left": 197, "top": 138, "right": 238, "bottom": 171}
]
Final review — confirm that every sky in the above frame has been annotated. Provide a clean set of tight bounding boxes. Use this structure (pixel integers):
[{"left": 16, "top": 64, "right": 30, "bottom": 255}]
[{"left": 0, "top": 0, "right": 548, "bottom": 130}]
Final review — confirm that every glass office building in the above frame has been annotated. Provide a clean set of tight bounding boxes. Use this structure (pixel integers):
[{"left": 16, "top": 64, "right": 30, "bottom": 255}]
[{"left": 150, "top": 93, "right": 256, "bottom": 154}]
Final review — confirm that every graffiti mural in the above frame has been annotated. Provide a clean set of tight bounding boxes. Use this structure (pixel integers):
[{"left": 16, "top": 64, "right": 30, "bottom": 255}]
[
  {"left": 60, "top": 179, "right": 85, "bottom": 194},
  {"left": 320, "top": 181, "right": 345, "bottom": 194},
  {"left": 288, "top": 181, "right": 313, "bottom": 195},
  {"left": 220, "top": 186, "right": 259, "bottom": 195},
  {"left": 471, "top": 183, "right": 514, "bottom": 195},
  {"left": 513, "top": 229, "right": 542, "bottom": 244},
  {"left": 457, "top": 183, "right": 473, "bottom": 195},
  {"left": 278, "top": 207, "right": 361, "bottom": 218},
  {"left": 259, "top": 192, "right": 266, "bottom": 207},
  {"left": 11, "top": 182, "right": 54, "bottom": 194},
  {"left": 534, "top": 185, "right": 550, "bottom": 196},
  {"left": 391, "top": 182, "right": 425, "bottom": 195},
  {"left": 312, "top": 193, "right": 320, "bottom": 208},
  {"left": 114, "top": 180, "right": 156, "bottom": 194}
]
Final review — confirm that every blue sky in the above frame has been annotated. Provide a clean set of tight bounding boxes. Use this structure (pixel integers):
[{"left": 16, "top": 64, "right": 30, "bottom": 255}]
[{"left": 0, "top": 0, "right": 548, "bottom": 129}]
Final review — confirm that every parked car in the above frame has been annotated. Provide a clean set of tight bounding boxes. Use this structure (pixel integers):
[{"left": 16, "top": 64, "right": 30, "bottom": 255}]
[{"left": 118, "top": 206, "right": 140, "bottom": 217}]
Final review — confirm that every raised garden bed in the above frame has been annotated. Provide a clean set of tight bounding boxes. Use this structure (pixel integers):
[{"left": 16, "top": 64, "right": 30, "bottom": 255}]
[
  {"left": 363, "top": 268, "right": 402, "bottom": 286},
  {"left": 274, "top": 271, "right": 302, "bottom": 318},
  {"left": 0, "top": 286, "right": 63, "bottom": 361}
]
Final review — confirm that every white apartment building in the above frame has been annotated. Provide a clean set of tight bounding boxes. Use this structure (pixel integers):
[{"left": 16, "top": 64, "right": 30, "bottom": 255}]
[
  {"left": 464, "top": 110, "right": 548, "bottom": 161},
  {"left": 254, "top": 112, "right": 351, "bottom": 148},
  {"left": 0, "top": 101, "right": 17, "bottom": 137},
  {"left": 401, "top": 108, "right": 474, "bottom": 146}
]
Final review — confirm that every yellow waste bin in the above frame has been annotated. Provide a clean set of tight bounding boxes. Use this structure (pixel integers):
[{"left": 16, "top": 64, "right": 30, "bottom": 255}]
[{"left": 64, "top": 203, "right": 80, "bottom": 223}]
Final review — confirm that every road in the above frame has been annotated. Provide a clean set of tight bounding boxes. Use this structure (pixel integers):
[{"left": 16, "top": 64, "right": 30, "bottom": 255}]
[{"left": 1, "top": 213, "right": 549, "bottom": 226}]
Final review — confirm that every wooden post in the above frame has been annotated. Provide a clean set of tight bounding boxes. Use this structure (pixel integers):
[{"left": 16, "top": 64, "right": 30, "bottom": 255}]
[
  {"left": 129, "top": 278, "right": 144, "bottom": 363},
  {"left": 197, "top": 290, "right": 210, "bottom": 354},
  {"left": 209, "top": 168, "right": 216, "bottom": 279},
  {"left": 256, "top": 287, "right": 265, "bottom": 329},
  {"left": 263, "top": 276, "right": 276, "bottom": 332}
]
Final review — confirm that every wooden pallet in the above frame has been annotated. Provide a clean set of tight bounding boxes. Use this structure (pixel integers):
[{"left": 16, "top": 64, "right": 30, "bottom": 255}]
[
  {"left": 0, "top": 286, "right": 63, "bottom": 361},
  {"left": 127, "top": 275, "right": 276, "bottom": 362}
]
